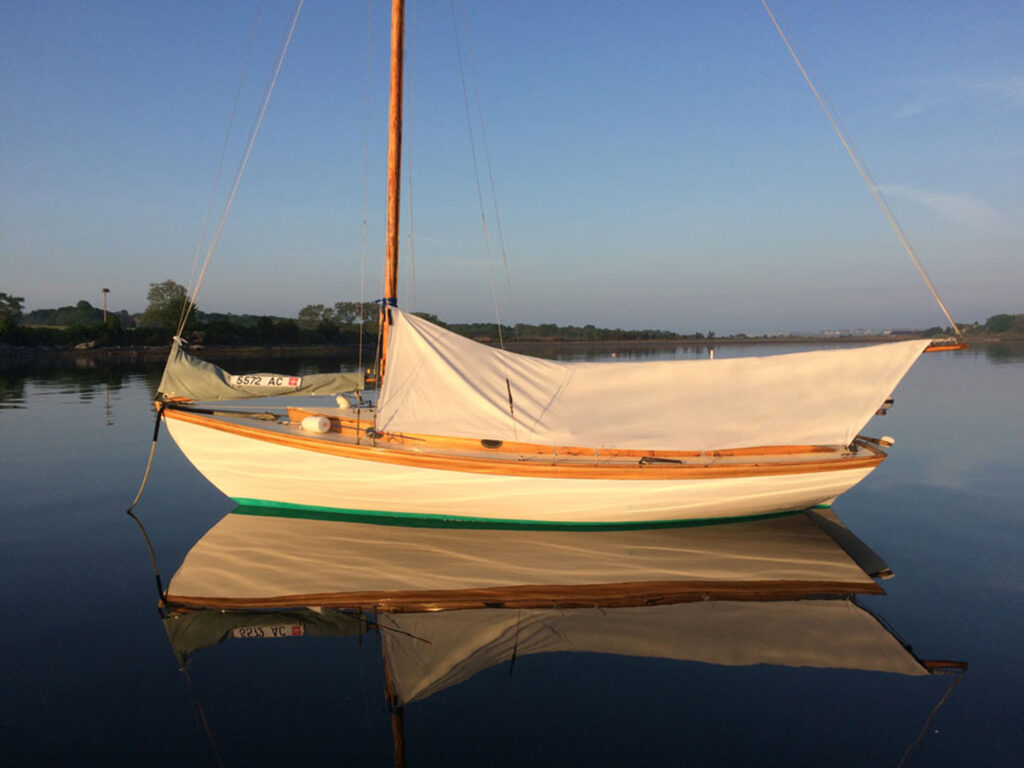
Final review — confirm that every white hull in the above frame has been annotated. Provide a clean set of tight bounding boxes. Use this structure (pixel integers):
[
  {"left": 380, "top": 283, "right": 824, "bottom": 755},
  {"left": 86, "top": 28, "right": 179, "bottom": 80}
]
[{"left": 164, "top": 416, "right": 877, "bottom": 526}]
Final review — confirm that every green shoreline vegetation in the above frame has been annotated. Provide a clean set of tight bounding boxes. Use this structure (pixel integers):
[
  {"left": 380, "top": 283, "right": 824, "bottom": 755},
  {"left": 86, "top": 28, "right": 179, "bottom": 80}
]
[{"left": 2, "top": 283, "right": 1021, "bottom": 358}]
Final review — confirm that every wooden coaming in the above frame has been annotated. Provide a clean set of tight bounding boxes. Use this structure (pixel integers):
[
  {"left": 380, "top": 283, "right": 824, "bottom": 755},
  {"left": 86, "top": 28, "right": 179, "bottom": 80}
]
[{"left": 287, "top": 406, "right": 838, "bottom": 460}]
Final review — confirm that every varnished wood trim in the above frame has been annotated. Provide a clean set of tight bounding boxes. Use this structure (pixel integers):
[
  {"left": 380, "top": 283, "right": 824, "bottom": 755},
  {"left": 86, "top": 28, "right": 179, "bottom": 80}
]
[
  {"left": 165, "top": 577, "right": 885, "bottom": 612},
  {"left": 164, "top": 407, "right": 885, "bottom": 480},
  {"left": 921, "top": 659, "right": 969, "bottom": 671},
  {"left": 288, "top": 406, "right": 839, "bottom": 461},
  {"left": 924, "top": 342, "right": 969, "bottom": 352}
]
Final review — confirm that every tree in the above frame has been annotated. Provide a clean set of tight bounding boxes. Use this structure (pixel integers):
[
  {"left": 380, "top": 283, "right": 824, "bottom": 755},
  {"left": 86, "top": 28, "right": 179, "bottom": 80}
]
[
  {"left": 140, "top": 280, "right": 194, "bottom": 333},
  {"left": 332, "top": 301, "right": 362, "bottom": 328},
  {"left": 983, "top": 313, "right": 1024, "bottom": 335},
  {"left": 0, "top": 291, "right": 25, "bottom": 336},
  {"left": 64, "top": 300, "right": 103, "bottom": 326},
  {"left": 297, "top": 304, "right": 330, "bottom": 330}
]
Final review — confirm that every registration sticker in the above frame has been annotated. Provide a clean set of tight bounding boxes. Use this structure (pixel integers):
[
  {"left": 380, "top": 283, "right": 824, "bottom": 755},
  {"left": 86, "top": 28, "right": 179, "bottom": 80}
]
[
  {"left": 228, "top": 374, "right": 302, "bottom": 389},
  {"left": 231, "top": 624, "right": 305, "bottom": 639}
]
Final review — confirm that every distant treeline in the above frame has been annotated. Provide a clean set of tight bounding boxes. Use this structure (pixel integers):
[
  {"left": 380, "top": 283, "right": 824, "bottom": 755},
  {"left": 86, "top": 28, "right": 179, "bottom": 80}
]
[
  {"left": 944, "top": 314, "right": 1024, "bottom": 337},
  {"left": 2, "top": 287, "right": 1022, "bottom": 350},
  {"left": 438, "top": 320, "right": 692, "bottom": 342}
]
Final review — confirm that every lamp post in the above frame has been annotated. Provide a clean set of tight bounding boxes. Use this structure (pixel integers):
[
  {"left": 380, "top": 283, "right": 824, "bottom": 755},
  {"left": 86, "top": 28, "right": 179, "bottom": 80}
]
[{"left": 102, "top": 288, "right": 110, "bottom": 324}]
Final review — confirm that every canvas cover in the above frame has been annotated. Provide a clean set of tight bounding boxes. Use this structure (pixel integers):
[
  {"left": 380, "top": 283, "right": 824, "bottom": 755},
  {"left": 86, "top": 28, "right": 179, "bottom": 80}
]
[
  {"left": 157, "top": 341, "right": 363, "bottom": 402},
  {"left": 377, "top": 309, "right": 931, "bottom": 450}
]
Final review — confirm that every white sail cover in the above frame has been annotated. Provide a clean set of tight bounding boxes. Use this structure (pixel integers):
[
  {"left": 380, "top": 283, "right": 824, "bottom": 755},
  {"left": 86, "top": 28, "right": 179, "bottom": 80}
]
[{"left": 377, "top": 309, "right": 931, "bottom": 450}]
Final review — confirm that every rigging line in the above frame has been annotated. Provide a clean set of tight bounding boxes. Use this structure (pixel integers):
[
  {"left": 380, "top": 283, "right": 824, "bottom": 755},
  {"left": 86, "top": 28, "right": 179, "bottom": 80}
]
[
  {"left": 447, "top": 0, "right": 503, "bottom": 349},
  {"left": 896, "top": 671, "right": 965, "bottom": 768},
  {"left": 459, "top": 0, "right": 517, "bottom": 337},
  {"left": 371, "top": 238, "right": 386, "bottom": 408},
  {"left": 404, "top": 0, "right": 418, "bottom": 312},
  {"left": 359, "top": 0, "right": 373, "bottom": 393},
  {"left": 180, "top": 667, "right": 226, "bottom": 768},
  {"left": 176, "top": 0, "right": 305, "bottom": 338},
  {"left": 448, "top": 0, "right": 519, "bottom": 440},
  {"left": 124, "top": 404, "right": 166, "bottom": 603},
  {"left": 373, "top": 301, "right": 386, "bottom": 406},
  {"left": 760, "top": 0, "right": 962, "bottom": 338},
  {"left": 179, "top": 1, "right": 264, "bottom": 334}
]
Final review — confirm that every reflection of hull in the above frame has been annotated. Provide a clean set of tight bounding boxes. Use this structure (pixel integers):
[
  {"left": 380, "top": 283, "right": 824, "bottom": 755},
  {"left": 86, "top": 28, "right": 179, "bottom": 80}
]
[
  {"left": 163, "top": 410, "right": 882, "bottom": 527},
  {"left": 164, "top": 508, "right": 885, "bottom": 610},
  {"left": 163, "top": 509, "right": 965, "bottom": 708}
]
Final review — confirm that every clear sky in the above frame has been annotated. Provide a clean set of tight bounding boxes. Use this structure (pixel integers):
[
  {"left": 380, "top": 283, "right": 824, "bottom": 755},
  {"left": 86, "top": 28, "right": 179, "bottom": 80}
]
[{"left": 2, "top": 1, "right": 1021, "bottom": 334}]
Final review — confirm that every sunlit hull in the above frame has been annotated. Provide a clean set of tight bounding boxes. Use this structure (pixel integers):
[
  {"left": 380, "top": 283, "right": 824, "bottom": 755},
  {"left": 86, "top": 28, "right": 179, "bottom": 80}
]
[{"left": 163, "top": 409, "right": 882, "bottom": 527}]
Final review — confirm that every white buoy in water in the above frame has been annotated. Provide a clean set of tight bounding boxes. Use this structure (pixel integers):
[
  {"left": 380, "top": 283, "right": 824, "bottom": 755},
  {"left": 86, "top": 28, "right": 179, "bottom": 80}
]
[{"left": 301, "top": 415, "right": 331, "bottom": 434}]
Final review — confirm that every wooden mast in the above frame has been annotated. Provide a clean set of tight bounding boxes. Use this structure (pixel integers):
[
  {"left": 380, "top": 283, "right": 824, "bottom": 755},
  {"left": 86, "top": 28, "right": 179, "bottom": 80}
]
[{"left": 380, "top": 0, "right": 405, "bottom": 377}]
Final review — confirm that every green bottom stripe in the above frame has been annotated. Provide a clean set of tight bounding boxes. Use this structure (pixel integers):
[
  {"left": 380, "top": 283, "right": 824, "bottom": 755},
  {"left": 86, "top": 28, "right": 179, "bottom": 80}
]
[{"left": 231, "top": 497, "right": 826, "bottom": 531}]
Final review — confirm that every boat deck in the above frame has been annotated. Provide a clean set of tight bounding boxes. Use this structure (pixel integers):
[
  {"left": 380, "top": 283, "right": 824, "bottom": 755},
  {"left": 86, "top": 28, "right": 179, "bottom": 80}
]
[{"left": 271, "top": 404, "right": 876, "bottom": 467}]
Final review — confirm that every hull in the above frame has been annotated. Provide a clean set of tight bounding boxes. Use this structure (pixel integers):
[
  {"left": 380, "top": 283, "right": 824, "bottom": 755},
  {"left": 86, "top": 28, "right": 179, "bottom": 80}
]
[{"left": 163, "top": 412, "right": 880, "bottom": 527}]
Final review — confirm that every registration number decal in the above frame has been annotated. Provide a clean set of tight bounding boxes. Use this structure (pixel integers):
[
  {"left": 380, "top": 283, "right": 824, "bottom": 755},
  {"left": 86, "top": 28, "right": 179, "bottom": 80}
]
[
  {"left": 228, "top": 374, "right": 302, "bottom": 388},
  {"left": 231, "top": 624, "right": 305, "bottom": 639}
]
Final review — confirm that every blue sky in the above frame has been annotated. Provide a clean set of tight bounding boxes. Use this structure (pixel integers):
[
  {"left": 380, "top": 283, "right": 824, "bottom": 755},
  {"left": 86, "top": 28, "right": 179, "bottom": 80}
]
[{"left": 2, "top": 1, "right": 1021, "bottom": 334}]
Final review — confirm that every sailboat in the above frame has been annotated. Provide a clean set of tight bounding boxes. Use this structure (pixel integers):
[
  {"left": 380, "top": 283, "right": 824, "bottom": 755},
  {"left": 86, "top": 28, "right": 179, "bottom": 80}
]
[{"left": 156, "top": 1, "right": 957, "bottom": 528}]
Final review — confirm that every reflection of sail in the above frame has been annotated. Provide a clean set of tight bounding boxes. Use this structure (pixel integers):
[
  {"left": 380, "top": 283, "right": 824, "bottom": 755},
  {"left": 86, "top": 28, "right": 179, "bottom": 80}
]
[
  {"left": 163, "top": 508, "right": 958, "bottom": 688},
  {"left": 162, "top": 508, "right": 965, "bottom": 767},
  {"left": 164, "top": 609, "right": 365, "bottom": 668},
  {"left": 381, "top": 600, "right": 934, "bottom": 707}
]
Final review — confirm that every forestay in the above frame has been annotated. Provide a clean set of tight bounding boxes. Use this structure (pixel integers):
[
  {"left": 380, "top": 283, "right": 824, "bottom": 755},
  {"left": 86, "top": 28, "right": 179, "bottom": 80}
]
[
  {"left": 377, "top": 309, "right": 931, "bottom": 450},
  {"left": 157, "top": 341, "right": 363, "bottom": 402}
]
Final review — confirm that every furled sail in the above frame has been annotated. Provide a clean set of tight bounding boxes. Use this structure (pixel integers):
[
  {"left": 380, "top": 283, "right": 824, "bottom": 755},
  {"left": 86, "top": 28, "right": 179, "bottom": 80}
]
[
  {"left": 376, "top": 309, "right": 930, "bottom": 450},
  {"left": 157, "top": 341, "right": 363, "bottom": 402}
]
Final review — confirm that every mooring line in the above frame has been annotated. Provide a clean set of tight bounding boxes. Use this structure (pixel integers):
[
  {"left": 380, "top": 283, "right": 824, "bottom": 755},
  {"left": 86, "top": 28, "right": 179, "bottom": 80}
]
[{"left": 125, "top": 404, "right": 166, "bottom": 603}]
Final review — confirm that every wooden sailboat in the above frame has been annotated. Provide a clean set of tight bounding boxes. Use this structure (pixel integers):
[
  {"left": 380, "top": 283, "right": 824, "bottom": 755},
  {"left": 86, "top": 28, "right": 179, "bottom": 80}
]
[{"left": 157, "top": 1, "right": 947, "bottom": 528}]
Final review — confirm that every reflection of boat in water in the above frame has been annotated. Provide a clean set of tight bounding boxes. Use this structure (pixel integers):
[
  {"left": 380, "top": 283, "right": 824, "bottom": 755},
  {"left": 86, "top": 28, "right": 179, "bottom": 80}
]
[
  {"left": 161, "top": 507, "right": 964, "bottom": 765},
  {"left": 163, "top": 508, "right": 962, "bottom": 683}
]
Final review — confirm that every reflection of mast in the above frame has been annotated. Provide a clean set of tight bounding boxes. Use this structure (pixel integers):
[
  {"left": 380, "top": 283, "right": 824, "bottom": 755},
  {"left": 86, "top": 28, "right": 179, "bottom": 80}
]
[{"left": 382, "top": 646, "right": 406, "bottom": 768}]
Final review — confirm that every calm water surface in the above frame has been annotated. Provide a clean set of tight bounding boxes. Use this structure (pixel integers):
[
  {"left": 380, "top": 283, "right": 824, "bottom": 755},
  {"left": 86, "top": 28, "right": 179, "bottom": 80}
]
[{"left": 1, "top": 343, "right": 1022, "bottom": 766}]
